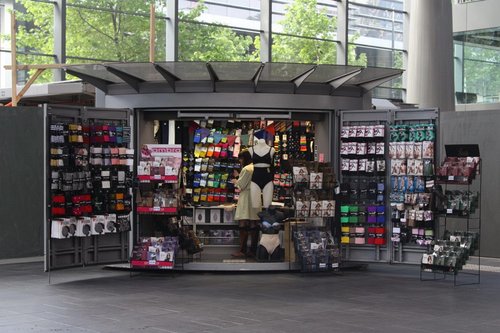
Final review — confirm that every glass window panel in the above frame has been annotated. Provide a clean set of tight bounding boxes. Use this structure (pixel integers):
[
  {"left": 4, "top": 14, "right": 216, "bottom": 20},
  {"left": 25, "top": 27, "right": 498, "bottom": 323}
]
[
  {"left": 178, "top": 21, "right": 257, "bottom": 61},
  {"left": 107, "top": 63, "right": 166, "bottom": 82},
  {"left": 350, "top": 0, "right": 404, "bottom": 11},
  {"left": 454, "top": 28, "right": 500, "bottom": 104},
  {"left": 271, "top": 0, "right": 337, "bottom": 38},
  {"left": 305, "top": 64, "right": 363, "bottom": 83},
  {"left": 66, "top": 64, "right": 124, "bottom": 83},
  {"left": 179, "top": 0, "right": 260, "bottom": 30},
  {"left": 349, "top": 45, "right": 403, "bottom": 69},
  {"left": 66, "top": 3, "right": 151, "bottom": 62},
  {"left": 16, "top": 54, "right": 56, "bottom": 84},
  {"left": 372, "top": 86, "right": 403, "bottom": 100},
  {"left": 463, "top": 56, "right": 500, "bottom": 104},
  {"left": 348, "top": 3, "right": 404, "bottom": 50},
  {"left": 259, "top": 62, "right": 316, "bottom": 81},
  {"left": 155, "top": 62, "right": 211, "bottom": 80},
  {"left": 272, "top": 35, "right": 338, "bottom": 64},
  {"left": 15, "top": 0, "right": 55, "bottom": 57},
  {"left": 209, "top": 62, "right": 263, "bottom": 80}
]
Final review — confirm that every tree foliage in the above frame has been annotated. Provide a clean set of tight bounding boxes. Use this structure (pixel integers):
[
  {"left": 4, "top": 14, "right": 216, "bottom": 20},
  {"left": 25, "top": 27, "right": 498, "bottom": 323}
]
[
  {"left": 462, "top": 45, "right": 500, "bottom": 102},
  {"left": 272, "top": 0, "right": 367, "bottom": 66},
  {"left": 178, "top": 3, "right": 255, "bottom": 61},
  {"left": 11, "top": 0, "right": 369, "bottom": 84}
]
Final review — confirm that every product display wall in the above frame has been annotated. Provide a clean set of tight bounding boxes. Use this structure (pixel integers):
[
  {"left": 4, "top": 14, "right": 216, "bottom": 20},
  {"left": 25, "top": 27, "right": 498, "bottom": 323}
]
[
  {"left": 132, "top": 116, "right": 329, "bottom": 269},
  {"left": 182, "top": 120, "right": 317, "bottom": 265},
  {"left": 337, "top": 109, "right": 442, "bottom": 264},
  {"left": 46, "top": 106, "right": 133, "bottom": 270}
]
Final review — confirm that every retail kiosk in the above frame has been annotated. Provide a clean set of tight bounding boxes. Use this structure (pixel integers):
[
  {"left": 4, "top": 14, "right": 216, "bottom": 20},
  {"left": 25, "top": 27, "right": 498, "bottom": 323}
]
[{"left": 36, "top": 61, "right": 460, "bottom": 273}]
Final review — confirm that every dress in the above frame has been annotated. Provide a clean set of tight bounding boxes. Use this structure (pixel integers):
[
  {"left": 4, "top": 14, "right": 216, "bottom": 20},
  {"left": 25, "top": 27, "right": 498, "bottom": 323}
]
[{"left": 234, "top": 164, "right": 260, "bottom": 221}]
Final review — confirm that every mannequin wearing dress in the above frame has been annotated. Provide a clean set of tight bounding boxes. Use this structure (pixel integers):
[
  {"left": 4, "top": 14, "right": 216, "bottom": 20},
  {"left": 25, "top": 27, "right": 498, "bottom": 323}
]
[
  {"left": 248, "top": 138, "right": 275, "bottom": 209},
  {"left": 231, "top": 150, "right": 260, "bottom": 258}
]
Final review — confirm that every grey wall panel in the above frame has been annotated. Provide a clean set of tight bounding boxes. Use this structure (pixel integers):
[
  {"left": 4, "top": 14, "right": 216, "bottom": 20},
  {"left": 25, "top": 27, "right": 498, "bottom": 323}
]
[
  {"left": 104, "top": 92, "right": 365, "bottom": 111},
  {"left": 440, "top": 110, "right": 500, "bottom": 258},
  {"left": 0, "top": 107, "right": 44, "bottom": 259}
]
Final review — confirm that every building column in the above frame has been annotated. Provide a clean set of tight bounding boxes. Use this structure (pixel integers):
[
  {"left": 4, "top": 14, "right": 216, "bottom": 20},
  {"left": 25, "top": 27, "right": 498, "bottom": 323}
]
[
  {"left": 166, "top": 0, "right": 178, "bottom": 61},
  {"left": 260, "top": 0, "right": 272, "bottom": 63},
  {"left": 53, "top": 0, "right": 66, "bottom": 81},
  {"left": 406, "top": 0, "right": 455, "bottom": 111},
  {"left": 336, "top": 0, "right": 348, "bottom": 65}
]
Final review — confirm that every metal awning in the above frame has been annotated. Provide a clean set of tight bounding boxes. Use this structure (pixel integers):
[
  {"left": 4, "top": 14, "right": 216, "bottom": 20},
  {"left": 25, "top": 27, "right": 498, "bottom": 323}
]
[{"left": 63, "top": 61, "right": 402, "bottom": 97}]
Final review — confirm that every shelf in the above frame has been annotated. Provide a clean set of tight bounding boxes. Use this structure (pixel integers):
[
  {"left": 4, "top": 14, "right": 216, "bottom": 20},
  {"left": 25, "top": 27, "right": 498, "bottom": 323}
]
[
  {"left": 436, "top": 176, "right": 475, "bottom": 185},
  {"left": 196, "top": 223, "right": 238, "bottom": 226},
  {"left": 421, "top": 263, "right": 457, "bottom": 274},
  {"left": 437, "top": 211, "right": 480, "bottom": 219},
  {"left": 138, "top": 175, "right": 178, "bottom": 183},
  {"left": 130, "top": 259, "right": 174, "bottom": 269},
  {"left": 137, "top": 206, "right": 177, "bottom": 214}
]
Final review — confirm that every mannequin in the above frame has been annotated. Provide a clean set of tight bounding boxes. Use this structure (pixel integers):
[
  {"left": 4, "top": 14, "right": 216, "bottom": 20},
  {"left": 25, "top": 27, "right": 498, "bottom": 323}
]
[
  {"left": 248, "top": 138, "right": 275, "bottom": 209},
  {"left": 256, "top": 205, "right": 285, "bottom": 261},
  {"left": 231, "top": 150, "right": 260, "bottom": 258}
]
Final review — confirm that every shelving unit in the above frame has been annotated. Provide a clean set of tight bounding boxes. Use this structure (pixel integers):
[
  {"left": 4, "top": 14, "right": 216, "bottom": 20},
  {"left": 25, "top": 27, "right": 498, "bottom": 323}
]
[
  {"left": 337, "top": 110, "right": 391, "bottom": 263},
  {"left": 420, "top": 144, "right": 481, "bottom": 285},
  {"left": 131, "top": 144, "right": 182, "bottom": 270},
  {"left": 45, "top": 106, "right": 133, "bottom": 271},
  {"left": 292, "top": 161, "right": 340, "bottom": 272},
  {"left": 390, "top": 109, "right": 439, "bottom": 264}
]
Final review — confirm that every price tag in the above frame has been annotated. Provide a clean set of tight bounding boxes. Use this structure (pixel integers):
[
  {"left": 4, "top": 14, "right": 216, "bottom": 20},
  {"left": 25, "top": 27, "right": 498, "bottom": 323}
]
[
  {"left": 154, "top": 174, "right": 161, "bottom": 180},
  {"left": 332, "top": 263, "right": 339, "bottom": 268},
  {"left": 153, "top": 207, "right": 161, "bottom": 212},
  {"left": 448, "top": 176, "right": 454, "bottom": 181},
  {"left": 148, "top": 260, "right": 156, "bottom": 265},
  {"left": 446, "top": 209, "right": 453, "bottom": 214},
  {"left": 319, "top": 263, "right": 326, "bottom": 268}
]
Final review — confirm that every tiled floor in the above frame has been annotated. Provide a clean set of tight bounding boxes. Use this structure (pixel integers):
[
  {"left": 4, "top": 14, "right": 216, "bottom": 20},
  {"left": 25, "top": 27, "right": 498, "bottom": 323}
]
[{"left": 0, "top": 261, "right": 499, "bottom": 333}]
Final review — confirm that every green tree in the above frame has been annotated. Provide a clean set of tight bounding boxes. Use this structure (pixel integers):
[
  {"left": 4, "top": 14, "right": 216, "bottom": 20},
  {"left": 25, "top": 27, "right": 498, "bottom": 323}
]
[
  {"left": 11, "top": 0, "right": 372, "bottom": 84},
  {"left": 272, "top": 0, "right": 367, "bottom": 66},
  {"left": 463, "top": 45, "right": 500, "bottom": 102},
  {"left": 178, "top": 3, "right": 255, "bottom": 61}
]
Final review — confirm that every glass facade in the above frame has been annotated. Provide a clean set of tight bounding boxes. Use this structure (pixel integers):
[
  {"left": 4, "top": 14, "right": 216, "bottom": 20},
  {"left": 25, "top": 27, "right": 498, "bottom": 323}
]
[
  {"left": 3, "top": 0, "right": 496, "bottom": 107},
  {"left": 349, "top": 0, "right": 405, "bottom": 99},
  {"left": 454, "top": 28, "right": 500, "bottom": 104}
]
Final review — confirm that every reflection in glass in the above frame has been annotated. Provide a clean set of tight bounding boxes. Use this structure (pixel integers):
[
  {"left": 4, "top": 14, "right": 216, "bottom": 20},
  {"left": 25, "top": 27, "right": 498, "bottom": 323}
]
[{"left": 454, "top": 28, "right": 500, "bottom": 104}]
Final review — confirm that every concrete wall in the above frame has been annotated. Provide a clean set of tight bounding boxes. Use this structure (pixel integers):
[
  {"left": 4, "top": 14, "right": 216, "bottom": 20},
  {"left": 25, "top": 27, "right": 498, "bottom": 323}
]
[
  {"left": 453, "top": 0, "right": 500, "bottom": 33},
  {"left": 440, "top": 110, "right": 500, "bottom": 258},
  {"left": 0, "top": 107, "right": 44, "bottom": 259}
]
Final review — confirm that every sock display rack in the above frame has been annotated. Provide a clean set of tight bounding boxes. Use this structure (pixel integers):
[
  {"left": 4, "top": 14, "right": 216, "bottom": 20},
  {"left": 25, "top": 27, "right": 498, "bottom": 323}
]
[
  {"left": 420, "top": 144, "right": 481, "bottom": 285},
  {"left": 336, "top": 109, "right": 440, "bottom": 264},
  {"left": 338, "top": 110, "right": 391, "bottom": 262},
  {"left": 390, "top": 109, "right": 439, "bottom": 263},
  {"left": 46, "top": 106, "right": 132, "bottom": 270},
  {"left": 179, "top": 120, "right": 317, "bottom": 264}
]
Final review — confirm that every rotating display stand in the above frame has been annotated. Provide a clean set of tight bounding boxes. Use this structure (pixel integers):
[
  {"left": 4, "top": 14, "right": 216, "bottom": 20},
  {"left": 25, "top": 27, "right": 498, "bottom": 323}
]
[{"left": 420, "top": 144, "right": 481, "bottom": 286}]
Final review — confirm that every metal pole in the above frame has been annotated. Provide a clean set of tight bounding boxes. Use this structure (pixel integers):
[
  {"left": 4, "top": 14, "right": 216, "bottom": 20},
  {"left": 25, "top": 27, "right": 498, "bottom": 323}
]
[
  {"left": 10, "top": 11, "right": 17, "bottom": 107},
  {"left": 150, "top": 3, "right": 156, "bottom": 62},
  {"left": 54, "top": 0, "right": 67, "bottom": 81}
]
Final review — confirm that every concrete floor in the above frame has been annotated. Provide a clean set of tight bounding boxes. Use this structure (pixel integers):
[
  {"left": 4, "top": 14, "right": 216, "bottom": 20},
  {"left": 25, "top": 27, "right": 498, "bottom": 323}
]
[{"left": 0, "top": 261, "right": 499, "bottom": 333}]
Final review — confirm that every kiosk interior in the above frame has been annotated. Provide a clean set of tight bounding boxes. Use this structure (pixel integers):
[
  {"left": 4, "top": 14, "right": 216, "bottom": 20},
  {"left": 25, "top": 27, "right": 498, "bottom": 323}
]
[{"left": 46, "top": 61, "right": 407, "bottom": 271}]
